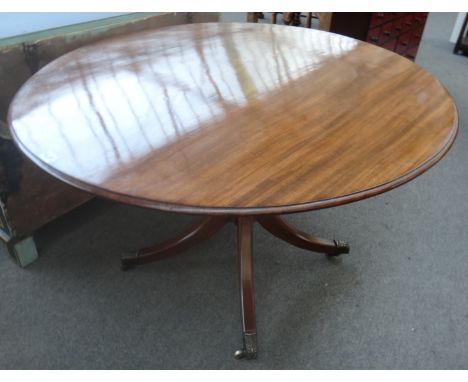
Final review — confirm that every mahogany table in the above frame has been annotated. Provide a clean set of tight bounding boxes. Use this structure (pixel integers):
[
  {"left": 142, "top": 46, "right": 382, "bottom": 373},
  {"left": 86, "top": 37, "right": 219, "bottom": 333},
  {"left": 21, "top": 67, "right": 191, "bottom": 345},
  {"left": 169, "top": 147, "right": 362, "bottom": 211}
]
[{"left": 8, "top": 23, "right": 458, "bottom": 359}]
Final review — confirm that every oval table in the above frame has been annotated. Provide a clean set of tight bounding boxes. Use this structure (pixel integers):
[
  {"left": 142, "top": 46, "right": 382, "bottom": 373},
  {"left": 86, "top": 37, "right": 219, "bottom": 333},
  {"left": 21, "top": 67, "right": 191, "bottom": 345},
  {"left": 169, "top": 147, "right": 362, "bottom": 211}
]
[{"left": 8, "top": 23, "right": 458, "bottom": 359}]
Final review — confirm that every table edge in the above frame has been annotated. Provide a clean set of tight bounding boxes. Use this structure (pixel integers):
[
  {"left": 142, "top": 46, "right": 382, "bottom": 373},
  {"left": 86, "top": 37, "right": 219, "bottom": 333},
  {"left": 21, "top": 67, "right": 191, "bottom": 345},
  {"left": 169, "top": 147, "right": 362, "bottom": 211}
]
[{"left": 8, "top": 103, "right": 459, "bottom": 216}]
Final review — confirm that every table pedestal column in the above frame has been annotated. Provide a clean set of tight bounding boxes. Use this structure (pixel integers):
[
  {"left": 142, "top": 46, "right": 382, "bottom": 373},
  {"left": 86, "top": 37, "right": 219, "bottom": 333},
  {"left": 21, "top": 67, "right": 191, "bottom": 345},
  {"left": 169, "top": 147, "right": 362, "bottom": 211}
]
[{"left": 121, "top": 214, "right": 350, "bottom": 359}]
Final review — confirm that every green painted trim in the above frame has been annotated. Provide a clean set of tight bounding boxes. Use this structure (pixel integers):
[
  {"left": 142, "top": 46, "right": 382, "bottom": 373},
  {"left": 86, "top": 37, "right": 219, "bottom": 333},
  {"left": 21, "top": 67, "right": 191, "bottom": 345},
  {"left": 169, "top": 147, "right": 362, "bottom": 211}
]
[
  {"left": 0, "top": 12, "right": 168, "bottom": 48},
  {"left": 13, "top": 236, "right": 39, "bottom": 267}
]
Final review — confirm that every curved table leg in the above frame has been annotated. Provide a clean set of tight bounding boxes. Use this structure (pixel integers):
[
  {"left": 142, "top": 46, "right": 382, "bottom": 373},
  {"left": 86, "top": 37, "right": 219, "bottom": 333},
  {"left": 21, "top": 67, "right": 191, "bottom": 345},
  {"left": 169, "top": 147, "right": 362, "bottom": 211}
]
[
  {"left": 234, "top": 216, "right": 257, "bottom": 359},
  {"left": 121, "top": 216, "right": 228, "bottom": 270},
  {"left": 258, "top": 215, "right": 349, "bottom": 256},
  {"left": 121, "top": 213, "right": 348, "bottom": 359}
]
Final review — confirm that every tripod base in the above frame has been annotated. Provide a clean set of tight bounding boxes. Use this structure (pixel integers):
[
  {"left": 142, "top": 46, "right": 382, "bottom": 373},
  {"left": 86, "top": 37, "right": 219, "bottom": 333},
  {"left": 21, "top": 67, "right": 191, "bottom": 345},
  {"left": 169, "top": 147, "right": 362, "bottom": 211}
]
[{"left": 121, "top": 214, "right": 349, "bottom": 359}]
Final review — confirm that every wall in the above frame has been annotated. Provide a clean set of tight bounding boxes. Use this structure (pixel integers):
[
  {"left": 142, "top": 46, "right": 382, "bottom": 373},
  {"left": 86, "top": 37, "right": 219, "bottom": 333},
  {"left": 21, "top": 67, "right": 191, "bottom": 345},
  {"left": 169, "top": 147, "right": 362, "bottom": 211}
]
[{"left": 0, "top": 13, "right": 127, "bottom": 39}]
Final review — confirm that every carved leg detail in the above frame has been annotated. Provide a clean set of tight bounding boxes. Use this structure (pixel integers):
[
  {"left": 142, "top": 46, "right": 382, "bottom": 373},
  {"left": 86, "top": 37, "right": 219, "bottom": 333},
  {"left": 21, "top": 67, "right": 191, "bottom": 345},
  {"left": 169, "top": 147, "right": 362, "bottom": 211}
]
[
  {"left": 258, "top": 215, "right": 349, "bottom": 256},
  {"left": 234, "top": 216, "right": 257, "bottom": 359},
  {"left": 121, "top": 216, "right": 228, "bottom": 270}
]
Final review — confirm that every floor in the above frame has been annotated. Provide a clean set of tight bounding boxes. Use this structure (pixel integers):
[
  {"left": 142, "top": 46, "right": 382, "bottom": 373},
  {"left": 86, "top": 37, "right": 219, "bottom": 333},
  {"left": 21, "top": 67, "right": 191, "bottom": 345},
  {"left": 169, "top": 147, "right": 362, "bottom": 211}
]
[{"left": 0, "top": 13, "right": 467, "bottom": 369}]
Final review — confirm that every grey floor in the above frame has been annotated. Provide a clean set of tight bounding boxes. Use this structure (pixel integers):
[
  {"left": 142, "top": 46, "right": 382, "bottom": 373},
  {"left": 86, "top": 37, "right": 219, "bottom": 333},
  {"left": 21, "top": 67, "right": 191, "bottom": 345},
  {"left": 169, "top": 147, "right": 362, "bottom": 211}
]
[{"left": 1, "top": 13, "right": 467, "bottom": 369}]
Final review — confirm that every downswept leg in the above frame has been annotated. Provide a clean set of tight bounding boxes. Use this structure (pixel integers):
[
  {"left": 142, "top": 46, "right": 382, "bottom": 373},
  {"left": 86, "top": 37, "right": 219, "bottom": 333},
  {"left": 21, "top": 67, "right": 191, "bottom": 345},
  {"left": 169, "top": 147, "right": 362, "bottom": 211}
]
[
  {"left": 121, "top": 216, "right": 228, "bottom": 270},
  {"left": 258, "top": 215, "right": 349, "bottom": 256},
  {"left": 234, "top": 216, "right": 257, "bottom": 359}
]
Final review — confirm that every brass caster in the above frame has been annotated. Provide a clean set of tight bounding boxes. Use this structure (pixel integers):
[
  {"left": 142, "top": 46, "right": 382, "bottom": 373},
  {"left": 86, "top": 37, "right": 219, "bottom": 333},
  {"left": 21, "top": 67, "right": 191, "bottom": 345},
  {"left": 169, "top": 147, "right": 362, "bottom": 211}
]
[
  {"left": 120, "top": 261, "right": 134, "bottom": 271},
  {"left": 326, "top": 240, "right": 350, "bottom": 257},
  {"left": 234, "top": 349, "right": 246, "bottom": 359},
  {"left": 120, "top": 252, "right": 138, "bottom": 271},
  {"left": 234, "top": 348, "right": 256, "bottom": 360},
  {"left": 234, "top": 332, "right": 257, "bottom": 360}
]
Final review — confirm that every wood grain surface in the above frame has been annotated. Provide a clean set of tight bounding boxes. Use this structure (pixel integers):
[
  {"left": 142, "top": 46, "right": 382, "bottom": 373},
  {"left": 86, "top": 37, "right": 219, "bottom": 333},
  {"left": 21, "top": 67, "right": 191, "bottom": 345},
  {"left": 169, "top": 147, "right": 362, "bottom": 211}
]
[{"left": 8, "top": 23, "right": 458, "bottom": 215}]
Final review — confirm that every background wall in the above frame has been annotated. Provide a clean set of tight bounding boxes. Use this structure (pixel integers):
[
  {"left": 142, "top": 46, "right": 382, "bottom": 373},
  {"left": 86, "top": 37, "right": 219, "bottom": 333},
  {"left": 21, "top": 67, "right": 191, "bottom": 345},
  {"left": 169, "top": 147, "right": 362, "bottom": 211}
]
[{"left": 0, "top": 13, "right": 126, "bottom": 39}]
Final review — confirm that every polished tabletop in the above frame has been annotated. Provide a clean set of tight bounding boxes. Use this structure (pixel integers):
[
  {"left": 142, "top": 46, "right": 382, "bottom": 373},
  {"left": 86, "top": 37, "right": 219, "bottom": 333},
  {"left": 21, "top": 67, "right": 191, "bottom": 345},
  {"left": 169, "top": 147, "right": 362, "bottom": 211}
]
[{"left": 8, "top": 23, "right": 458, "bottom": 215}]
